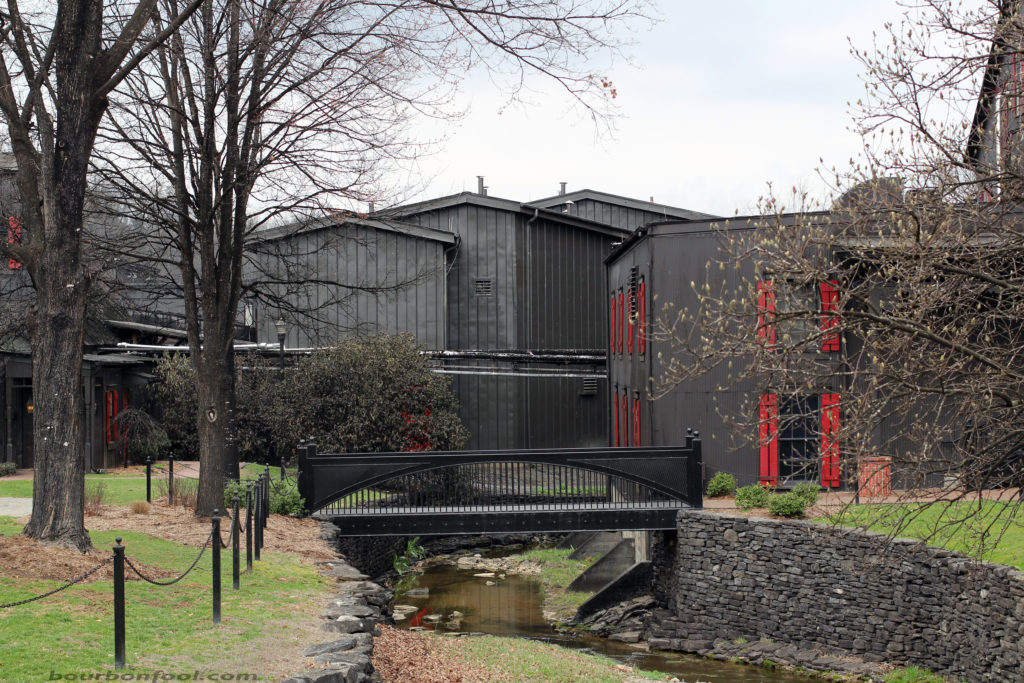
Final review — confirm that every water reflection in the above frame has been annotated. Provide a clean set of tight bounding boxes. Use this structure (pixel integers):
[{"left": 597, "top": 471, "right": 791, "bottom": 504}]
[{"left": 394, "top": 564, "right": 810, "bottom": 682}]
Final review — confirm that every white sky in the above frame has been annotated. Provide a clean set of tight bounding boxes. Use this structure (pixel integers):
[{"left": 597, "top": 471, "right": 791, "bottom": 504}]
[{"left": 401, "top": 1, "right": 912, "bottom": 217}]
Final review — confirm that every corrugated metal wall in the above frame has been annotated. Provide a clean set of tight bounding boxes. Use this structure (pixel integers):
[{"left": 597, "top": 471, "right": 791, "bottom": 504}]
[
  {"left": 517, "top": 216, "right": 610, "bottom": 349},
  {"left": 250, "top": 224, "right": 447, "bottom": 349}
]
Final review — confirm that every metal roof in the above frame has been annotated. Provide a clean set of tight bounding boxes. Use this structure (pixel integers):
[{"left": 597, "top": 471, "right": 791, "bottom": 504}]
[
  {"left": 252, "top": 213, "right": 457, "bottom": 245},
  {"left": 528, "top": 188, "right": 718, "bottom": 221},
  {"left": 380, "top": 191, "right": 632, "bottom": 238}
]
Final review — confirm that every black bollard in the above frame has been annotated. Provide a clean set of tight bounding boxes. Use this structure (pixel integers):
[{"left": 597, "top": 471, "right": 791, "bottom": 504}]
[
  {"left": 211, "top": 510, "right": 221, "bottom": 624},
  {"left": 113, "top": 537, "right": 126, "bottom": 669},
  {"left": 145, "top": 456, "right": 152, "bottom": 504},
  {"left": 263, "top": 467, "right": 270, "bottom": 530},
  {"left": 168, "top": 454, "right": 175, "bottom": 506},
  {"left": 253, "top": 484, "right": 261, "bottom": 562},
  {"left": 231, "top": 494, "right": 240, "bottom": 590},
  {"left": 245, "top": 482, "right": 253, "bottom": 570},
  {"left": 280, "top": 455, "right": 286, "bottom": 481}
]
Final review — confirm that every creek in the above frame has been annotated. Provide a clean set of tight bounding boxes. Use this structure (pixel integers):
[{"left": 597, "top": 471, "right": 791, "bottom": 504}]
[{"left": 391, "top": 562, "right": 810, "bottom": 682}]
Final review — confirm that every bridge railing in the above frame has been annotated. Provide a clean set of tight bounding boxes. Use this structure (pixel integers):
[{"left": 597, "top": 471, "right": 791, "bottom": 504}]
[{"left": 296, "top": 432, "right": 702, "bottom": 517}]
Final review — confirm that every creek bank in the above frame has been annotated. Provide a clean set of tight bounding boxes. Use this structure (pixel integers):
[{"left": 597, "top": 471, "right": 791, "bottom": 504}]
[{"left": 282, "top": 523, "right": 391, "bottom": 683}]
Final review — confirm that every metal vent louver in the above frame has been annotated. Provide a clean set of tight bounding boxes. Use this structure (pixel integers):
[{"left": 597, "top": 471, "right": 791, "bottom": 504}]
[{"left": 474, "top": 279, "right": 493, "bottom": 296}]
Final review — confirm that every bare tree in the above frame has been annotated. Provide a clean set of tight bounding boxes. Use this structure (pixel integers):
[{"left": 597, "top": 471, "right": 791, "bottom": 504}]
[
  {"left": 0, "top": 0, "right": 202, "bottom": 550},
  {"left": 657, "top": 0, "right": 1024, "bottom": 555},
  {"left": 92, "top": 0, "right": 653, "bottom": 515}
]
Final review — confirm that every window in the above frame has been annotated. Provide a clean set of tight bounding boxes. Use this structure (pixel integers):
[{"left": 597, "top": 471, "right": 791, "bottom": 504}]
[
  {"left": 759, "top": 393, "right": 840, "bottom": 486},
  {"left": 613, "top": 387, "right": 620, "bottom": 447},
  {"left": 626, "top": 286, "right": 635, "bottom": 355},
  {"left": 632, "top": 391, "right": 641, "bottom": 447},
  {"left": 776, "top": 281, "right": 818, "bottom": 344},
  {"left": 820, "top": 280, "right": 840, "bottom": 352},
  {"left": 756, "top": 280, "right": 775, "bottom": 346},
  {"left": 617, "top": 289, "right": 624, "bottom": 354},
  {"left": 638, "top": 278, "right": 647, "bottom": 356}
]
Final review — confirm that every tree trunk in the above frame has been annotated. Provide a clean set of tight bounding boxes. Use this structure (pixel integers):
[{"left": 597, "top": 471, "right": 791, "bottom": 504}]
[
  {"left": 193, "top": 337, "right": 237, "bottom": 516},
  {"left": 22, "top": 268, "right": 91, "bottom": 550}
]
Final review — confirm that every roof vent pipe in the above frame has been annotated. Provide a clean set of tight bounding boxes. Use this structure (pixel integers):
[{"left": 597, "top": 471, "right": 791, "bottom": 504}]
[
  {"left": 477, "top": 176, "right": 485, "bottom": 195},
  {"left": 559, "top": 182, "right": 567, "bottom": 195},
  {"left": 368, "top": 201, "right": 375, "bottom": 213}
]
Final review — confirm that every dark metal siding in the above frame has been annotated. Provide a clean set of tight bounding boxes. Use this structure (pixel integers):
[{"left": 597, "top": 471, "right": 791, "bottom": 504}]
[
  {"left": 517, "top": 216, "right": 613, "bottom": 349},
  {"left": 402, "top": 204, "right": 517, "bottom": 350},
  {"left": 559, "top": 198, "right": 683, "bottom": 232},
  {"left": 250, "top": 224, "right": 447, "bottom": 349}
]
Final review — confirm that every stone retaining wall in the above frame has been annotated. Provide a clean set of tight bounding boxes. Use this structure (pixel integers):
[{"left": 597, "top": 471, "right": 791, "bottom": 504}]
[{"left": 648, "top": 509, "right": 1024, "bottom": 681}]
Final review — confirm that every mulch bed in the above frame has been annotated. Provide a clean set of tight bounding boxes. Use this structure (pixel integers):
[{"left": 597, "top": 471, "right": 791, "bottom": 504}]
[
  {"left": 0, "top": 534, "right": 174, "bottom": 583},
  {"left": 372, "top": 625, "right": 496, "bottom": 683}
]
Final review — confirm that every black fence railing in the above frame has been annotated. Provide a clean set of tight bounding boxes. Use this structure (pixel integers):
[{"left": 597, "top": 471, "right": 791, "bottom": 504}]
[{"left": 297, "top": 432, "right": 702, "bottom": 535}]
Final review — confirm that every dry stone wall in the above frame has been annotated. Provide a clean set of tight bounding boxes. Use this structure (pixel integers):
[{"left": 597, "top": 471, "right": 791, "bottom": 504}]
[{"left": 648, "top": 509, "right": 1024, "bottom": 681}]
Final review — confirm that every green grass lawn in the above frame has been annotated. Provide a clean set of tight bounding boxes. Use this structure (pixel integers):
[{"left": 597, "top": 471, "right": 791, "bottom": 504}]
[
  {"left": 0, "top": 516, "right": 328, "bottom": 680},
  {"left": 827, "top": 499, "right": 1024, "bottom": 569},
  {"left": 0, "top": 475, "right": 158, "bottom": 505}
]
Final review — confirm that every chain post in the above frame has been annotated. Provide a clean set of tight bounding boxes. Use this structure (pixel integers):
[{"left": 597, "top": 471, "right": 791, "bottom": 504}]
[
  {"left": 263, "top": 466, "right": 270, "bottom": 530},
  {"left": 253, "top": 483, "right": 261, "bottom": 562},
  {"left": 245, "top": 482, "right": 253, "bottom": 570},
  {"left": 113, "top": 537, "right": 126, "bottom": 669},
  {"left": 211, "top": 510, "right": 221, "bottom": 624},
  {"left": 145, "top": 456, "right": 152, "bottom": 503},
  {"left": 280, "top": 454, "right": 286, "bottom": 481},
  {"left": 168, "top": 453, "right": 175, "bottom": 506},
  {"left": 232, "top": 494, "right": 240, "bottom": 590}
]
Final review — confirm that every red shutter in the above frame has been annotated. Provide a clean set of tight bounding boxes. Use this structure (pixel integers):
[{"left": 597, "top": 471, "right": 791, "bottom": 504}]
[
  {"left": 620, "top": 391, "right": 628, "bottom": 447},
  {"left": 7, "top": 216, "right": 21, "bottom": 269},
  {"left": 756, "top": 281, "right": 775, "bottom": 346},
  {"left": 820, "top": 280, "right": 839, "bottom": 352},
  {"left": 821, "top": 393, "right": 841, "bottom": 488},
  {"left": 638, "top": 279, "right": 647, "bottom": 355},
  {"left": 610, "top": 294, "right": 617, "bottom": 354},
  {"left": 626, "top": 286, "right": 634, "bottom": 355},
  {"left": 613, "top": 390, "right": 620, "bottom": 447},
  {"left": 632, "top": 394, "right": 641, "bottom": 447},
  {"left": 758, "top": 393, "right": 778, "bottom": 486},
  {"left": 617, "top": 291, "right": 625, "bottom": 354}
]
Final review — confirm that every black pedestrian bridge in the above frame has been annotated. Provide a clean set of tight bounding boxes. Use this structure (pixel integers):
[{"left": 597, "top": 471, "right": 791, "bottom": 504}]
[{"left": 296, "top": 433, "right": 702, "bottom": 536}]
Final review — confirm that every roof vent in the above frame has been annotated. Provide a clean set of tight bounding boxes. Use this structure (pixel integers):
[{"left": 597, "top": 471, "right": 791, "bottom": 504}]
[
  {"left": 477, "top": 176, "right": 486, "bottom": 196},
  {"left": 560, "top": 182, "right": 567, "bottom": 196},
  {"left": 474, "top": 278, "right": 493, "bottom": 296}
]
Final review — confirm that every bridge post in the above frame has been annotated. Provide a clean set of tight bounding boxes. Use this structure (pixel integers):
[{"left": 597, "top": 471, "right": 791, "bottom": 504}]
[
  {"left": 296, "top": 439, "right": 310, "bottom": 515},
  {"left": 687, "top": 431, "right": 703, "bottom": 508}
]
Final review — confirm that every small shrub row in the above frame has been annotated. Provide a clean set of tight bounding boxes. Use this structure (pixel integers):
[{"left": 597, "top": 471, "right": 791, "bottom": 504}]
[
  {"left": 222, "top": 478, "right": 305, "bottom": 516},
  {"left": 734, "top": 481, "right": 820, "bottom": 518},
  {"left": 0, "top": 462, "right": 17, "bottom": 477}
]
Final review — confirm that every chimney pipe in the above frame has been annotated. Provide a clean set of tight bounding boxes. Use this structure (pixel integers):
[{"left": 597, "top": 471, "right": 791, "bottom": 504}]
[
  {"left": 477, "top": 176, "right": 485, "bottom": 195},
  {"left": 559, "top": 182, "right": 567, "bottom": 196},
  {"left": 368, "top": 201, "right": 375, "bottom": 213}
]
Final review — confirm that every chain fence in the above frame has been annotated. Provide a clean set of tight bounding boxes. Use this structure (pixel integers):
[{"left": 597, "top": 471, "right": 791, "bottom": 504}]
[
  {"left": 124, "top": 530, "right": 213, "bottom": 586},
  {"left": 0, "top": 557, "right": 112, "bottom": 609}
]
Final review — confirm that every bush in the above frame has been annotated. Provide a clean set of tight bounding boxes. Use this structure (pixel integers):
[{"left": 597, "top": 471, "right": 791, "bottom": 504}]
[
  {"left": 0, "top": 462, "right": 17, "bottom": 477},
  {"left": 735, "top": 483, "right": 770, "bottom": 510},
  {"left": 791, "top": 482, "right": 820, "bottom": 507},
  {"left": 768, "top": 491, "right": 810, "bottom": 518},
  {"left": 705, "top": 471, "right": 737, "bottom": 497},
  {"left": 130, "top": 501, "right": 151, "bottom": 515},
  {"left": 269, "top": 479, "right": 305, "bottom": 516}
]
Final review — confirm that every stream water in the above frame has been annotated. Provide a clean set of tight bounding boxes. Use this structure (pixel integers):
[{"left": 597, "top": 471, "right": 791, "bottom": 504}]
[{"left": 392, "top": 564, "right": 810, "bottom": 682}]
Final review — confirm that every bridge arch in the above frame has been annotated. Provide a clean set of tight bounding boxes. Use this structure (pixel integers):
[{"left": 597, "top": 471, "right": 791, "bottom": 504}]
[{"left": 296, "top": 438, "right": 702, "bottom": 536}]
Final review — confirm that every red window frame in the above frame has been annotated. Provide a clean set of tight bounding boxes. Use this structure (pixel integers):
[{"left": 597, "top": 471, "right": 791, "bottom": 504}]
[
  {"left": 626, "top": 286, "right": 634, "bottom": 355},
  {"left": 7, "top": 216, "right": 21, "bottom": 269},
  {"left": 758, "top": 393, "right": 778, "bottom": 486},
  {"left": 756, "top": 280, "right": 776, "bottom": 347},
  {"left": 820, "top": 280, "right": 839, "bottom": 352},
  {"left": 620, "top": 390, "right": 628, "bottom": 447},
  {"left": 638, "top": 279, "right": 647, "bottom": 356},
  {"left": 821, "top": 393, "right": 841, "bottom": 488},
  {"left": 613, "top": 389, "right": 620, "bottom": 447},
  {"left": 632, "top": 393, "right": 641, "bottom": 447},
  {"left": 617, "top": 290, "right": 625, "bottom": 354}
]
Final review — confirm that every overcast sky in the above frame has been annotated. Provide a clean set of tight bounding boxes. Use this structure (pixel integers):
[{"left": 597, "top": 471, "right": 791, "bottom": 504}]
[{"left": 401, "top": 1, "right": 911, "bottom": 217}]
